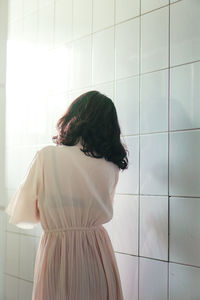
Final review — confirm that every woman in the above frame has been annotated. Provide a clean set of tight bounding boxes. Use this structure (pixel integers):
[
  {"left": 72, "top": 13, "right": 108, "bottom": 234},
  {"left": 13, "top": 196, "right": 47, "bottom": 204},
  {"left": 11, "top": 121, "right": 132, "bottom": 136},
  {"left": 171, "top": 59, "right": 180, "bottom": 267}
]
[{"left": 5, "top": 90, "right": 128, "bottom": 300}]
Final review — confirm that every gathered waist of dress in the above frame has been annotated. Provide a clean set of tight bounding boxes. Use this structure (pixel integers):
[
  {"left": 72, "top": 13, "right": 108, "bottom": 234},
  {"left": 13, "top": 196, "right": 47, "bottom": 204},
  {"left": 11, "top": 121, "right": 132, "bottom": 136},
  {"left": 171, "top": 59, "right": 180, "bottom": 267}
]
[{"left": 44, "top": 225, "right": 103, "bottom": 233}]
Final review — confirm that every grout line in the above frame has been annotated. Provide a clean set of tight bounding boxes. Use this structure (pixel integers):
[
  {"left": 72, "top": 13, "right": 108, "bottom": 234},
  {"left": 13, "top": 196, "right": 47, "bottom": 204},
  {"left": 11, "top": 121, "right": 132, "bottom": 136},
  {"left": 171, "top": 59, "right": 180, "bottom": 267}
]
[
  {"left": 4, "top": 273, "right": 33, "bottom": 284},
  {"left": 114, "top": 251, "right": 200, "bottom": 270},
  {"left": 18, "top": 229, "right": 21, "bottom": 298},
  {"left": 138, "top": 0, "right": 142, "bottom": 297},
  {"left": 52, "top": 0, "right": 55, "bottom": 47},
  {"left": 170, "top": 59, "right": 200, "bottom": 69},
  {"left": 141, "top": 3, "right": 169, "bottom": 16},
  {"left": 4, "top": 223, "right": 8, "bottom": 294},
  {"left": 166, "top": 260, "right": 200, "bottom": 269},
  {"left": 113, "top": 0, "right": 116, "bottom": 102},
  {"left": 170, "top": 0, "right": 183, "bottom": 4},
  {"left": 167, "top": 2, "right": 171, "bottom": 299},
  {"left": 125, "top": 127, "right": 200, "bottom": 136},
  {"left": 91, "top": 0, "right": 94, "bottom": 86},
  {"left": 72, "top": 0, "right": 74, "bottom": 40},
  {"left": 115, "top": 193, "right": 200, "bottom": 199},
  {"left": 36, "top": 0, "right": 39, "bottom": 45},
  {"left": 5, "top": 229, "right": 41, "bottom": 238},
  {"left": 69, "top": 0, "right": 74, "bottom": 93}
]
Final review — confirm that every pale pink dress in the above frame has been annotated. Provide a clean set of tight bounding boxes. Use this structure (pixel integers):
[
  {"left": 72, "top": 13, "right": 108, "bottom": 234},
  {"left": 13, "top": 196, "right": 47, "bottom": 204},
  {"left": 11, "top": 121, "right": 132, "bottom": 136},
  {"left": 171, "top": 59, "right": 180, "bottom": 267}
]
[{"left": 5, "top": 142, "right": 124, "bottom": 300}]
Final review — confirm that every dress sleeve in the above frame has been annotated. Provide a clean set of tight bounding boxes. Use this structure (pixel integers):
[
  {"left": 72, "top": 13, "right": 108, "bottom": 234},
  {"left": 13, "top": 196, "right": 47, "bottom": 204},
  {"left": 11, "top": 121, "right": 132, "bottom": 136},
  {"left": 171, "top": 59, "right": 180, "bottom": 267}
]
[
  {"left": 5, "top": 150, "right": 43, "bottom": 229},
  {"left": 110, "top": 169, "right": 119, "bottom": 204}
]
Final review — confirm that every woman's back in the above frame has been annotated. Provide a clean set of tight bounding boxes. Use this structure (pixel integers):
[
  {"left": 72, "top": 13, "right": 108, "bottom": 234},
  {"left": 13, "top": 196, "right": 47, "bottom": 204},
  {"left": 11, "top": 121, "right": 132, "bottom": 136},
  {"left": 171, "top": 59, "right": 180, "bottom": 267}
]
[{"left": 38, "top": 142, "right": 119, "bottom": 230}]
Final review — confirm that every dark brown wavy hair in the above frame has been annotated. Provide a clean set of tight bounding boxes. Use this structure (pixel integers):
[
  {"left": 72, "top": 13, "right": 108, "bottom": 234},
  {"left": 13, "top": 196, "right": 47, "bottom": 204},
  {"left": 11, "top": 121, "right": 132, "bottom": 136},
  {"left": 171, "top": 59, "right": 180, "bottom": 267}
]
[{"left": 52, "top": 90, "right": 128, "bottom": 170}]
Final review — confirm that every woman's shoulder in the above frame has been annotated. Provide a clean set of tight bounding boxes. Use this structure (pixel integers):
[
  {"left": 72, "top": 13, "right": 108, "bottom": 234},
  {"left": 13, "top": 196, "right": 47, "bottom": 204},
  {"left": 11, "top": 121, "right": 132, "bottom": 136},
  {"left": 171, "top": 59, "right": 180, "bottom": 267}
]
[
  {"left": 36, "top": 144, "right": 63, "bottom": 161},
  {"left": 38, "top": 144, "right": 56, "bottom": 154},
  {"left": 37, "top": 143, "right": 79, "bottom": 158}
]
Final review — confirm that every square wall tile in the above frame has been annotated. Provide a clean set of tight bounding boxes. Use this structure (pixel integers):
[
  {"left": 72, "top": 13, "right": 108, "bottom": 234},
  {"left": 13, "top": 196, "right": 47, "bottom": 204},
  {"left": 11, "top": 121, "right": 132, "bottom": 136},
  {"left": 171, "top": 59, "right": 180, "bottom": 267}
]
[
  {"left": 140, "top": 195, "right": 168, "bottom": 260},
  {"left": 140, "top": 133, "right": 168, "bottom": 195},
  {"left": 92, "top": 82, "right": 114, "bottom": 100},
  {"left": 23, "top": 0, "right": 37, "bottom": 16},
  {"left": 38, "top": 3, "right": 54, "bottom": 48},
  {"left": 115, "top": 253, "right": 138, "bottom": 300},
  {"left": 20, "top": 223, "right": 43, "bottom": 237},
  {"left": 169, "top": 130, "right": 200, "bottom": 197},
  {"left": 93, "top": 0, "right": 114, "bottom": 32},
  {"left": 5, "top": 146, "right": 38, "bottom": 189},
  {"left": 6, "top": 48, "right": 48, "bottom": 138},
  {"left": 116, "top": 0, "right": 140, "bottom": 23},
  {"left": 39, "top": 0, "right": 53, "bottom": 9},
  {"left": 170, "top": 0, "right": 200, "bottom": 66},
  {"left": 54, "top": 0, "right": 73, "bottom": 46},
  {"left": 23, "top": 12, "right": 37, "bottom": 44},
  {"left": 115, "top": 18, "right": 140, "bottom": 79},
  {"left": 73, "top": 0, "right": 92, "bottom": 39},
  {"left": 115, "top": 76, "right": 139, "bottom": 135},
  {"left": 19, "top": 235, "right": 37, "bottom": 281},
  {"left": 4, "top": 275, "right": 19, "bottom": 300},
  {"left": 48, "top": 45, "right": 73, "bottom": 93},
  {"left": 46, "top": 93, "right": 70, "bottom": 128},
  {"left": 141, "top": 0, "right": 169, "bottom": 14},
  {"left": 169, "top": 263, "right": 200, "bottom": 300},
  {"left": 6, "top": 25, "right": 22, "bottom": 86},
  {"left": 116, "top": 136, "right": 139, "bottom": 195},
  {"left": 72, "top": 36, "right": 92, "bottom": 89},
  {"left": 5, "top": 44, "right": 48, "bottom": 137},
  {"left": 170, "top": 197, "right": 200, "bottom": 267},
  {"left": 141, "top": 7, "right": 169, "bottom": 73},
  {"left": 5, "top": 87, "right": 48, "bottom": 144},
  {"left": 7, "top": 19, "right": 23, "bottom": 41},
  {"left": 140, "top": 69, "right": 168, "bottom": 134},
  {"left": 103, "top": 220, "right": 116, "bottom": 254},
  {"left": 69, "top": 87, "right": 94, "bottom": 103},
  {"left": 5, "top": 232, "right": 19, "bottom": 276},
  {"left": 35, "top": 224, "right": 43, "bottom": 237},
  {"left": 170, "top": 62, "right": 200, "bottom": 131},
  {"left": 92, "top": 28, "right": 115, "bottom": 85},
  {"left": 35, "top": 237, "right": 41, "bottom": 253},
  {"left": 139, "top": 257, "right": 168, "bottom": 300},
  {"left": 19, "top": 280, "right": 33, "bottom": 300},
  {"left": 8, "top": 0, "right": 23, "bottom": 22},
  {"left": 111, "top": 195, "right": 139, "bottom": 255},
  {"left": 6, "top": 204, "right": 20, "bottom": 233}
]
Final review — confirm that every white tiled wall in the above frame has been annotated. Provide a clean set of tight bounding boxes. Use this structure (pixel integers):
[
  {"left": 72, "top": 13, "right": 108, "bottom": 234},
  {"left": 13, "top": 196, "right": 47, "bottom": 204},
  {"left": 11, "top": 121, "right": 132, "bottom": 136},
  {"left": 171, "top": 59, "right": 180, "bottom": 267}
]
[{"left": 2, "top": 0, "right": 200, "bottom": 299}]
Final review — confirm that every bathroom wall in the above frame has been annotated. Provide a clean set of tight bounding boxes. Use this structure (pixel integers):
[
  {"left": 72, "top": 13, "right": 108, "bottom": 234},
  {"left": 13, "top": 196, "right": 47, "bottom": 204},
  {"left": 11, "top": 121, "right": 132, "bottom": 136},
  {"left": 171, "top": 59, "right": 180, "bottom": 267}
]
[
  {"left": 3, "top": 0, "right": 200, "bottom": 299},
  {"left": 0, "top": 0, "right": 8, "bottom": 298}
]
